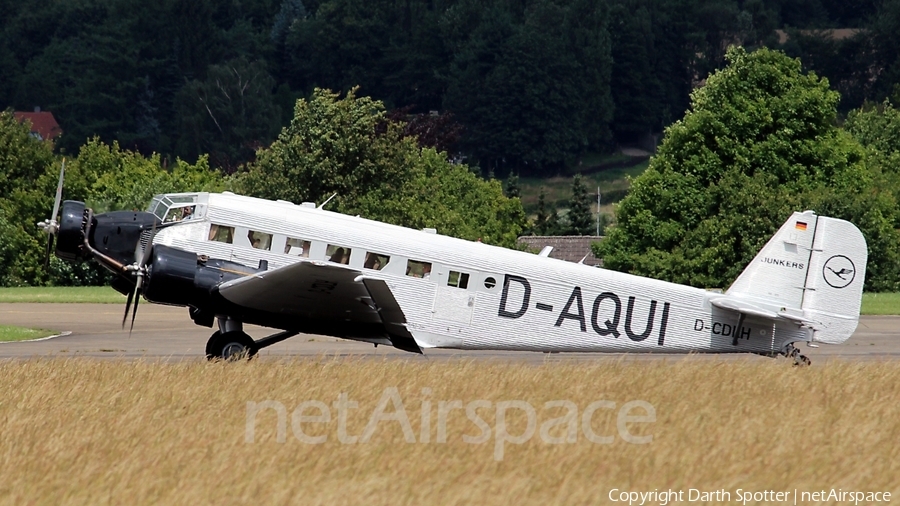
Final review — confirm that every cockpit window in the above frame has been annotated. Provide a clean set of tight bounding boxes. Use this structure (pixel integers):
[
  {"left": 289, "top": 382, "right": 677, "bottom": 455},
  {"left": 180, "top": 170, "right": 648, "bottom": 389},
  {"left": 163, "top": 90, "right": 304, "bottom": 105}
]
[
  {"left": 164, "top": 205, "right": 196, "bottom": 223},
  {"left": 149, "top": 194, "right": 200, "bottom": 221}
]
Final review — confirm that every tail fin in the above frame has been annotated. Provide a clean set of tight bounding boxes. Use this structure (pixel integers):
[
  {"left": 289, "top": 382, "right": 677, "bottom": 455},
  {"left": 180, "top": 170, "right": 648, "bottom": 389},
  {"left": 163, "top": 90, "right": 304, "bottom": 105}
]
[{"left": 726, "top": 211, "right": 867, "bottom": 344}]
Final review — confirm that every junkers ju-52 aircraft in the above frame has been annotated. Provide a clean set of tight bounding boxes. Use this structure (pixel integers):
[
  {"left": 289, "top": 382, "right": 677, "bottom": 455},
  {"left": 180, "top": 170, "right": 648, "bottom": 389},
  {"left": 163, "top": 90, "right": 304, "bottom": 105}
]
[{"left": 39, "top": 168, "right": 867, "bottom": 365}]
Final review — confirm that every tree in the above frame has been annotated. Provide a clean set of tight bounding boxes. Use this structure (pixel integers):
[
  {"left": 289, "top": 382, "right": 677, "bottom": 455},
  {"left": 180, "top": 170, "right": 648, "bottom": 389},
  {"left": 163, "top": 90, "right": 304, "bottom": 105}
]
[
  {"left": 236, "top": 88, "right": 525, "bottom": 247},
  {"left": 505, "top": 174, "right": 520, "bottom": 199},
  {"left": 14, "top": 22, "right": 146, "bottom": 154},
  {"left": 860, "top": 0, "right": 900, "bottom": 103},
  {"left": 283, "top": 0, "right": 390, "bottom": 97},
  {"left": 595, "top": 47, "right": 900, "bottom": 291},
  {"left": 175, "top": 57, "right": 281, "bottom": 172},
  {"left": 443, "top": 0, "right": 613, "bottom": 172},
  {"left": 0, "top": 111, "right": 56, "bottom": 204},
  {"left": 780, "top": 29, "right": 873, "bottom": 113},
  {"left": 544, "top": 206, "right": 562, "bottom": 236},
  {"left": 72, "top": 139, "right": 225, "bottom": 213},
  {"left": 271, "top": 0, "right": 307, "bottom": 47},
  {"left": 609, "top": 1, "right": 662, "bottom": 142},
  {"left": 844, "top": 100, "right": 900, "bottom": 228},
  {"left": 0, "top": 121, "right": 226, "bottom": 286},
  {"left": 533, "top": 186, "right": 549, "bottom": 234},
  {"left": 566, "top": 174, "right": 593, "bottom": 235},
  {"left": 386, "top": 108, "right": 463, "bottom": 153}
]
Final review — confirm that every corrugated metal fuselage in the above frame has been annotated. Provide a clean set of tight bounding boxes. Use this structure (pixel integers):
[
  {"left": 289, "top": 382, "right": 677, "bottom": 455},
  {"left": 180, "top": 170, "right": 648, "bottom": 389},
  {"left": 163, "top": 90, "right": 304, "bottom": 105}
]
[{"left": 152, "top": 193, "right": 810, "bottom": 354}]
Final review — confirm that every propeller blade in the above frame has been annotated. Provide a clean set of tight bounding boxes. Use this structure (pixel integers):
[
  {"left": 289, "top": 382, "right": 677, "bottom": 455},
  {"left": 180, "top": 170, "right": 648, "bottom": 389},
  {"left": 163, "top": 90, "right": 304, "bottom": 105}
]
[
  {"left": 129, "top": 284, "right": 141, "bottom": 336},
  {"left": 44, "top": 234, "right": 54, "bottom": 271},
  {"left": 122, "top": 287, "right": 135, "bottom": 329},
  {"left": 127, "top": 218, "right": 157, "bottom": 337},
  {"left": 49, "top": 158, "right": 66, "bottom": 226}
]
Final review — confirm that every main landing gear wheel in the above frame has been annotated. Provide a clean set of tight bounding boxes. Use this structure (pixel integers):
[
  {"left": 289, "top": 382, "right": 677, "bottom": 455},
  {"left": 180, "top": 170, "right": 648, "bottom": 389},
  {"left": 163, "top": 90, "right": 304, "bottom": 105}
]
[
  {"left": 206, "top": 331, "right": 257, "bottom": 361},
  {"left": 784, "top": 343, "right": 811, "bottom": 367}
]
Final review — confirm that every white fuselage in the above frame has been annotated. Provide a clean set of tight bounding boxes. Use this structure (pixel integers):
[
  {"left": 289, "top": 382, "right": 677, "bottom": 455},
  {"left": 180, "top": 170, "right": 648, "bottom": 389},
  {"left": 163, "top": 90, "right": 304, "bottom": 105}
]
[{"left": 151, "top": 192, "right": 810, "bottom": 354}]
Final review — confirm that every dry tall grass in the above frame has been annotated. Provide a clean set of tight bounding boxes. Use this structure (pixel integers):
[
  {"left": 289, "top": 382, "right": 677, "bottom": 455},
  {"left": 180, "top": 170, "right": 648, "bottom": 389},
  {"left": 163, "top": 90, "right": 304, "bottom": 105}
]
[{"left": 1, "top": 358, "right": 898, "bottom": 505}]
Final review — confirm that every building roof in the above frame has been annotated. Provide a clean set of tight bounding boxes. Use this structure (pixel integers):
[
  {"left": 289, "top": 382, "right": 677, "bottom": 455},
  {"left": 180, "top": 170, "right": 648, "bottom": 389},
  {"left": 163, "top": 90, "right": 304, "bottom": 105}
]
[
  {"left": 517, "top": 235, "right": 604, "bottom": 266},
  {"left": 14, "top": 111, "right": 62, "bottom": 141}
]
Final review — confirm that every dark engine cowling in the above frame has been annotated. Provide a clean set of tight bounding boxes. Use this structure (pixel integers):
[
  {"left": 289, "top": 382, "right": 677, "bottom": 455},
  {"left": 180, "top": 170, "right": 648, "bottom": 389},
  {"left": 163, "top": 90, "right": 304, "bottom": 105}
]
[
  {"left": 90, "top": 210, "right": 160, "bottom": 268},
  {"left": 55, "top": 200, "right": 88, "bottom": 261},
  {"left": 142, "top": 244, "right": 263, "bottom": 310},
  {"left": 55, "top": 200, "right": 161, "bottom": 271}
]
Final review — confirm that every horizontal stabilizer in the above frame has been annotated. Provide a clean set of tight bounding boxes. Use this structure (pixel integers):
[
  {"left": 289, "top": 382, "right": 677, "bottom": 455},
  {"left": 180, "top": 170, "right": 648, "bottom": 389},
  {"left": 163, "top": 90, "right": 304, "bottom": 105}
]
[
  {"left": 708, "top": 296, "right": 778, "bottom": 319},
  {"left": 709, "top": 296, "right": 818, "bottom": 327}
]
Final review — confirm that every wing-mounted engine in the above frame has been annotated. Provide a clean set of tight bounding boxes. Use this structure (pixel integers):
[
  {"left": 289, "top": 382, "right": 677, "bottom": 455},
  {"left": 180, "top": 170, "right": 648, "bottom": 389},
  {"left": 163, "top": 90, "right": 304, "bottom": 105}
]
[{"left": 141, "top": 244, "right": 264, "bottom": 310}]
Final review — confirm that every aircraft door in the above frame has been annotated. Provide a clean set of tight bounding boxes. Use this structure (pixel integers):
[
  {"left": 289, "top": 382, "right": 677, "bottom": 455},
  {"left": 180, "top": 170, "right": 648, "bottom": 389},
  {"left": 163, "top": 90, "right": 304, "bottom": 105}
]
[{"left": 431, "top": 265, "right": 475, "bottom": 325}]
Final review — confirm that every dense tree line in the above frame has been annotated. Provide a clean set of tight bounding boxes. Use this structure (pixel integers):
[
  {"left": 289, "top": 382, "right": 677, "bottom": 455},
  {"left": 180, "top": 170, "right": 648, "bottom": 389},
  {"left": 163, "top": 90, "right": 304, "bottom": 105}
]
[
  {"left": 3, "top": 0, "right": 899, "bottom": 175},
  {"left": 595, "top": 47, "right": 900, "bottom": 292},
  {"left": 0, "top": 88, "right": 525, "bottom": 286}
]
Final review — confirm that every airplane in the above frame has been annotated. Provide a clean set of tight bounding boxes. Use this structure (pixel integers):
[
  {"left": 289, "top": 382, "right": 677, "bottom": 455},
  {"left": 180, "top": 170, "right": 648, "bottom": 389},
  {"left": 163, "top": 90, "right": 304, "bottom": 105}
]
[{"left": 39, "top": 173, "right": 867, "bottom": 365}]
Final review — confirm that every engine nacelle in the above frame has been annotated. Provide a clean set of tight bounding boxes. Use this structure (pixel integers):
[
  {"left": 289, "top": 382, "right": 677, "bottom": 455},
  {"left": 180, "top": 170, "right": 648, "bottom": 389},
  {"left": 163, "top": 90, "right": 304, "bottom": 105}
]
[
  {"left": 90, "top": 210, "right": 160, "bottom": 268},
  {"left": 142, "top": 245, "right": 263, "bottom": 310},
  {"left": 55, "top": 200, "right": 88, "bottom": 261}
]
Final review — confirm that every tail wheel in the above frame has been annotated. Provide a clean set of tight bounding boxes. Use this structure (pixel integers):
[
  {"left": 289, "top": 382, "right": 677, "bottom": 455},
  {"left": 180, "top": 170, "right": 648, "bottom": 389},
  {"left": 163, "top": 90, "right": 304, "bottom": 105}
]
[{"left": 206, "top": 331, "right": 257, "bottom": 361}]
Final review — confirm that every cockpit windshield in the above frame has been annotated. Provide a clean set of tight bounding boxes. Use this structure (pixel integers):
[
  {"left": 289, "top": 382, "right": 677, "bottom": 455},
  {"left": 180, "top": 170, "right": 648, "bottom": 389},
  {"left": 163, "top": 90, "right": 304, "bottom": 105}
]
[{"left": 148, "top": 194, "right": 202, "bottom": 223}]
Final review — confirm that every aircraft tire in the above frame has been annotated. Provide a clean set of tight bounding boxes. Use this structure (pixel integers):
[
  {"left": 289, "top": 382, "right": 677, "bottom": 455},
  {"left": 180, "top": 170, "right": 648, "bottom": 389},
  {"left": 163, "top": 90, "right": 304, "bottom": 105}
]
[
  {"left": 206, "top": 331, "right": 257, "bottom": 361},
  {"left": 205, "top": 331, "right": 221, "bottom": 358}
]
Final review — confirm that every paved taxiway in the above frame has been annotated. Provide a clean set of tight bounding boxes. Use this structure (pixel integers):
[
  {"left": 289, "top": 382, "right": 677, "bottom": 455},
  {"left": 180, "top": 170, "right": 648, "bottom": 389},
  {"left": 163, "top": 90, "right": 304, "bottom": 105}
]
[{"left": 1, "top": 303, "right": 898, "bottom": 362}]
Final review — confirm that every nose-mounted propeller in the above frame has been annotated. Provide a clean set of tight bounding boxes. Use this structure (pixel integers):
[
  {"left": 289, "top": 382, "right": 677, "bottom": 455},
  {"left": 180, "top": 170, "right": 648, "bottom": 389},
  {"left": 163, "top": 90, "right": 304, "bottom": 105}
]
[
  {"left": 36, "top": 159, "right": 66, "bottom": 269},
  {"left": 122, "top": 220, "right": 158, "bottom": 335}
]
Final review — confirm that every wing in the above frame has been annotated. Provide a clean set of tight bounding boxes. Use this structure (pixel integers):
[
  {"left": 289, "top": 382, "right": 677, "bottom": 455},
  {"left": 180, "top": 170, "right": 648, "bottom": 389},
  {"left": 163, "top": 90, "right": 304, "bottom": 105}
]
[
  {"left": 218, "top": 260, "right": 379, "bottom": 322},
  {"left": 217, "top": 260, "right": 422, "bottom": 353}
]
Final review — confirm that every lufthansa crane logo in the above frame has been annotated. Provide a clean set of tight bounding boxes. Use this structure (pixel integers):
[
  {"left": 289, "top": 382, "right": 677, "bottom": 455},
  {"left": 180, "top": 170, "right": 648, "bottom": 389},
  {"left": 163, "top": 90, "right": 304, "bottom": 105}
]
[{"left": 823, "top": 255, "right": 856, "bottom": 289}]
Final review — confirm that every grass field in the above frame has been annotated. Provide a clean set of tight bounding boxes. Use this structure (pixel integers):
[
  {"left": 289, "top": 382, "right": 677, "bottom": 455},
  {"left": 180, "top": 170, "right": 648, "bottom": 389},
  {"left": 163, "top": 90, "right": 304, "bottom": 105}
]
[
  {"left": 0, "top": 286, "right": 125, "bottom": 304},
  {"left": 518, "top": 160, "right": 650, "bottom": 213},
  {"left": 0, "top": 286, "right": 895, "bottom": 315},
  {"left": 860, "top": 292, "right": 900, "bottom": 315},
  {"left": 1, "top": 358, "right": 897, "bottom": 505},
  {"left": 0, "top": 325, "right": 56, "bottom": 342}
]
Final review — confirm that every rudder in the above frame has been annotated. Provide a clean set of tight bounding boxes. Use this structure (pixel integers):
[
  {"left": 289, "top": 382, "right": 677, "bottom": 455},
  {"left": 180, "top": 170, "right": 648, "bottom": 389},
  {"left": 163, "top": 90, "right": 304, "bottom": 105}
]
[{"left": 801, "top": 215, "right": 867, "bottom": 344}]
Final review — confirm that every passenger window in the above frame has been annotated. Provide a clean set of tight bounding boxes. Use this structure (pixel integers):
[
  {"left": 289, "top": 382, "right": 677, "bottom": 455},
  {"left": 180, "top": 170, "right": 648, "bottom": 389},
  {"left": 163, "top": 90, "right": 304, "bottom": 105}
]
[
  {"left": 406, "top": 260, "right": 432, "bottom": 278},
  {"left": 326, "top": 244, "right": 351, "bottom": 264},
  {"left": 448, "top": 271, "right": 469, "bottom": 289},
  {"left": 208, "top": 224, "right": 234, "bottom": 244},
  {"left": 248, "top": 230, "right": 272, "bottom": 250},
  {"left": 364, "top": 252, "right": 390, "bottom": 270},
  {"left": 285, "top": 238, "right": 311, "bottom": 257}
]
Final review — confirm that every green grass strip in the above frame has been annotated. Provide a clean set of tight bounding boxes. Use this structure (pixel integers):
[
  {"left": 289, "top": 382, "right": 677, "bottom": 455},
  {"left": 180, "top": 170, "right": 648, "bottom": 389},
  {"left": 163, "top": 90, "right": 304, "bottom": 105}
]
[
  {"left": 861, "top": 292, "right": 900, "bottom": 315},
  {"left": 0, "top": 325, "right": 57, "bottom": 342},
  {"left": 0, "top": 286, "right": 125, "bottom": 304}
]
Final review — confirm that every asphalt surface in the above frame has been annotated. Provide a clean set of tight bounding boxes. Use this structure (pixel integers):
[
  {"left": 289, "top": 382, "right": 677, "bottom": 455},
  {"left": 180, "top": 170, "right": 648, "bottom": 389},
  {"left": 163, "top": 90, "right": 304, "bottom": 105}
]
[{"left": 1, "top": 303, "right": 898, "bottom": 363}]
